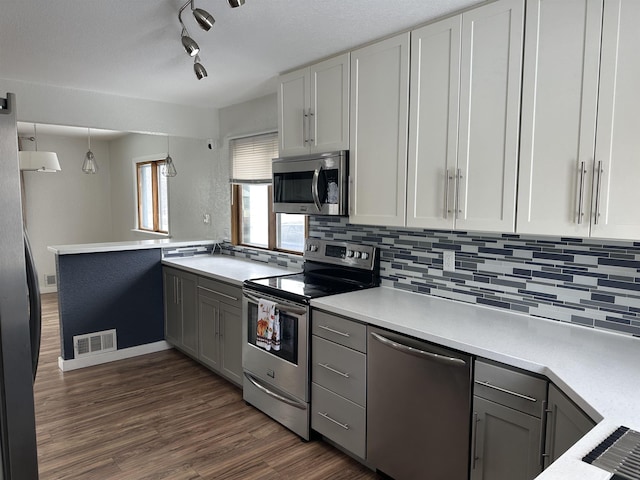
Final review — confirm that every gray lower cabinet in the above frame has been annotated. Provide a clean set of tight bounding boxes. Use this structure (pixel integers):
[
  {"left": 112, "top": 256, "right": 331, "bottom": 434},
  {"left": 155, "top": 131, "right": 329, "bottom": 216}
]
[
  {"left": 311, "top": 310, "right": 367, "bottom": 459},
  {"left": 543, "top": 384, "right": 596, "bottom": 468},
  {"left": 197, "top": 278, "right": 243, "bottom": 386},
  {"left": 163, "top": 267, "right": 198, "bottom": 358},
  {"left": 472, "top": 360, "right": 548, "bottom": 480}
]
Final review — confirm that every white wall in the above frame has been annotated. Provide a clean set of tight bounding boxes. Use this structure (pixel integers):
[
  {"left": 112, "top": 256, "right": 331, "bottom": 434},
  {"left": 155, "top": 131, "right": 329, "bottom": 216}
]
[{"left": 22, "top": 134, "right": 113, "bottom": 292}]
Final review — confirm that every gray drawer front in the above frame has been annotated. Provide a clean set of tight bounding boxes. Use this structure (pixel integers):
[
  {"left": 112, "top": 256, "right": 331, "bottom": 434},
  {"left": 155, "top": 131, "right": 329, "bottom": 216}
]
[
  {"left": 474, "top": 360, "right": 547, "bottom": 418},
  {"left": 312, "top": 310, "right": 367, "bottom": 352},
  {"left": 197, "top": 277, "right": 242, "bottom": 308},
  {"left": 311, "top": 383, "right": 366, "bottom": 459},
  {"left": 312, "top": 336, "right": 366, "bottom": 406}
]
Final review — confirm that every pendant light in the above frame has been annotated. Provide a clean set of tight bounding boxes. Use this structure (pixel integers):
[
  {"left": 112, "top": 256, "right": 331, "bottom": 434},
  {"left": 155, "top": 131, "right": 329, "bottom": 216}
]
[
  {"left": 82, "top": 128, "right": 98, "bottom": 174},
  {"left": 194, "top": 55, "right": 207, "bottom": 80},
  {"left": 163, "top": 136, "right": 177, "bottom": 177},
  {"left": 19, "top": 124, "right": 62, "bottom": 172}
]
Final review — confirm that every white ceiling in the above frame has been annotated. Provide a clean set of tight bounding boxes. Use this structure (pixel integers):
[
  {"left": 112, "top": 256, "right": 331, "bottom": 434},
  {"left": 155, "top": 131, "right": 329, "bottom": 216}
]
[
  {"left": 16, "top": 122, "right": 129, "bottom": 141},
  {"left": 1, "top": 0, "right": 484, "bottom": 110}
]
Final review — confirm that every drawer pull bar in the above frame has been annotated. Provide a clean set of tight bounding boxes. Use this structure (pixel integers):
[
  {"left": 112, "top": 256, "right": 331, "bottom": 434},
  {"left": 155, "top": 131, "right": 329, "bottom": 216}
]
[
  {"left": 318, "top": 412, "right": 350, "bottom": 430},
  {"left": 475, "top": 380, "right": 538, "bottom": 403},
  {"left": 318, "top": 363, "right": 350, "bottom": 378},
  {"left": 317, "top": 325, "right": 350, "bottom": 338},
  {"left": 198, "top": 286, "right": 238, "bottom": 302},
  {"left": 371, "top": 332, "right": 467, "bottom": 367}
]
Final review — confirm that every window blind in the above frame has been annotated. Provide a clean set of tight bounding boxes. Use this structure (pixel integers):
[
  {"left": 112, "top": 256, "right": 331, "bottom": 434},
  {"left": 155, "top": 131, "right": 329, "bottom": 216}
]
[{"left": 230, "top": 132, "right": 279, "bottom": 184}]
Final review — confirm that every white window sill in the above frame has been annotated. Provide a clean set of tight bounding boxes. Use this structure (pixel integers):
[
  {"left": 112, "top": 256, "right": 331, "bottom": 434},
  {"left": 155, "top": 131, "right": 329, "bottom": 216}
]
[{"left": 130, "top": 229, "right": 171, "bottom": 238}]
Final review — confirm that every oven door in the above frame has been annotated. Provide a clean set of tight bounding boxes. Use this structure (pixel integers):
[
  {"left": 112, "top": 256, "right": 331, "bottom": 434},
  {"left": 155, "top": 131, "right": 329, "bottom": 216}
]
[
  {"left": 242, "top": 289, "right": 309, "bottom": 402},
  {"left": 272, "top": 152, "right": 347, "bottom": 216}
]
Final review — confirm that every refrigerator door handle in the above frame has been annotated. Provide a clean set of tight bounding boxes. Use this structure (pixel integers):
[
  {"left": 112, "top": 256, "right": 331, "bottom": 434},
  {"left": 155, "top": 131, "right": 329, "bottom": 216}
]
[{"left": 24, "top": 230, "right": 41, "bottom": 380}]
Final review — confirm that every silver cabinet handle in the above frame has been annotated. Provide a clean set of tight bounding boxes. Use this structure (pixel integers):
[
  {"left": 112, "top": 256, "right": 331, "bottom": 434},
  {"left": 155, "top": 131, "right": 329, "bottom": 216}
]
[
  {"left": 308, "top": 108, "right": 314, "bottom": 144},
  {"left": 317, "top": 325, "right": 350, "bottom": 338},
  {"left": 243, "top": 291, "right": 307, "bottom": 315},
  {"left": 303, "top": 109, "right": 308, "bottom": 145},
  {"left": 371, "top": 332, "right": 467, "bottom": 367},
  {"left": 197, "top": 285, "right": 238, "bottom": 302},
  {"left": 455, "top": 168, "right": 463, "bottom": 218},
  {"left": 444, "top": 169, "right": 452, "bottom": 219},
  {"left": 244, "top": 372, "right": 306, "bottom": 410},
  {"left": 318, "top": 363, "right": 350, "bottom": 378},
  {"left": 472, "top": 412, "right": 480, "bottom": 470},
  {"left": 577, "top": 161, "right": 587, "bottom": 224},
  {"left": 540, "top": 400, "right": 551, "bottom": 467},
  {"left": 318, "top": 412, "right": 349, "bottom": 430},
  {"left": 474, "top": 380, "right": 538, "bottom": 403},
  {"left": 594, "top": 160, "right": 604, "bottom": 225},
  {"left": 312, "top": 166, "right": 322, "bottom": 213}
]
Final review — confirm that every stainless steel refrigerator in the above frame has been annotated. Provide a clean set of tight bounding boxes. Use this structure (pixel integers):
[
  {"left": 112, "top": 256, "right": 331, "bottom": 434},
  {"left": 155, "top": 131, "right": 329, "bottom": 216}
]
[{"left": 0, "top": 92, "right": 40, "bottom": 478}]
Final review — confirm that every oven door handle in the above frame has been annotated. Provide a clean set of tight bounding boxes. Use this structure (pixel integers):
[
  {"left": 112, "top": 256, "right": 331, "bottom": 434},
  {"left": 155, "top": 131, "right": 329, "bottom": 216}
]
[
  {"left": 312, "top": 166, "right": 322, "bottom": 213},
  {"left": 243, "top": 291, "right": 307, "bottom": 315},
  {"left": 244, "top": 372, "right": 306, "bottom": 410}
]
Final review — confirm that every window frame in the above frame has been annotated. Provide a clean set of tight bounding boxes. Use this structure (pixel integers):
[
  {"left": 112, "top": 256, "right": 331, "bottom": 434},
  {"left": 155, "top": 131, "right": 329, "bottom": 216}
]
[{"left": 136, "top": 159, "right": 168, "bottom": 234}]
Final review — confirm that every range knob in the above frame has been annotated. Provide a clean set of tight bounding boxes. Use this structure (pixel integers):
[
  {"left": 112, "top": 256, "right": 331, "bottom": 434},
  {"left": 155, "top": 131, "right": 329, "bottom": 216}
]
[
  {"left": 309, "top": 244, "right": 318, "bottom": 252},
  {"left": 346, "top": 250, "right": 354, "bottom": 258},
  {"left": 353, "top": 251, "right": 361, "bottom": 259},
  {"left": 361, "top": 252, "right": 369, "bottom": 260}
]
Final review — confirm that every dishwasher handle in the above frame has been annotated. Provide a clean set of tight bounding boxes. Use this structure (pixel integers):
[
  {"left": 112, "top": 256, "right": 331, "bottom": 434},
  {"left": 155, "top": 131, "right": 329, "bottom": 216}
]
[{"left": 370, "top": 332, "right": 467, "bottom": 367}]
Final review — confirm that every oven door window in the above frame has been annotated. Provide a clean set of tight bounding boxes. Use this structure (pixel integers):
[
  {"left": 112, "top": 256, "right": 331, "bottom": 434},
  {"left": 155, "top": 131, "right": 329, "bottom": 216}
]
[
  {"left": 247, "top": 303, "right": 299, "bottom": 364},
  {"left": 273, "top": 168, "right": 339, "bottom": 205}
]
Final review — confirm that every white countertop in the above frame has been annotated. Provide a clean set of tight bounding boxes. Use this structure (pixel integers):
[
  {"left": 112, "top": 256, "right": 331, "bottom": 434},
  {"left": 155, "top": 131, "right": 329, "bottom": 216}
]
[
  {"left": 48, "top": 239, "right": 215, "bottom": 255},
  {"left": 311, "top": 286, "right": 640, "bottom": 480},
  {"left": 162, "top": 255, "right": 297, "bottom": 286}
]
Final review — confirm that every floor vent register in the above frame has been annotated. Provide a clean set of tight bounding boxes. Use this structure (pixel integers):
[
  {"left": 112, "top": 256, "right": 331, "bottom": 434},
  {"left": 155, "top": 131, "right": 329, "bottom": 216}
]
[
  {"left": 73, "top": 329, "right": 117, "bottom": 358},
  {"left": 583, "top": 426, "right": 640, "bottom": 480}
]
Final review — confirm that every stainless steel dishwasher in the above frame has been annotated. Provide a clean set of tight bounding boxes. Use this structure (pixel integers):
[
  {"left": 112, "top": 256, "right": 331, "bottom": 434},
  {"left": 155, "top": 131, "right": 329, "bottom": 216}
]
[{"left": 367, "top": 326, "right": 473, "bottom": 480}]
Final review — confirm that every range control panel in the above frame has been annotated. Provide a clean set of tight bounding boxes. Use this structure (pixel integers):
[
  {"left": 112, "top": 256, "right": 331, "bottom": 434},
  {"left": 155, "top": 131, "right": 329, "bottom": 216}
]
[{"left": 304, "top": 239, "right": 377, "bottom": 271}]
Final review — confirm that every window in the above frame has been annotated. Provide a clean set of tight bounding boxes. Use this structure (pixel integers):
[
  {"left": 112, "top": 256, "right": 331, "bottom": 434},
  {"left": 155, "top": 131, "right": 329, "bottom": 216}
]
[
  {"left": 230, "top": 133, "right": 306, "bottom": 253},
  {"left": 136, "top": 160, "right": 169, "bottom": 233}
]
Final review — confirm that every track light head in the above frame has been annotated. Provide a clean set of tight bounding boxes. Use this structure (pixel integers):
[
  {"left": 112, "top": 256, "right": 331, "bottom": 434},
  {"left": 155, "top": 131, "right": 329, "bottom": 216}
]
[
  {"left": 192, "top": 7, "right": 215, "bottom": 31},
  {"left": 181, "top": 33, "right": 200, "bottom": 56},
  {"left": 228, "top": 0, "right": 245, "bottom": 7},
  {"left": 194, "top": 57, "right": 208, "bottom": 80}
]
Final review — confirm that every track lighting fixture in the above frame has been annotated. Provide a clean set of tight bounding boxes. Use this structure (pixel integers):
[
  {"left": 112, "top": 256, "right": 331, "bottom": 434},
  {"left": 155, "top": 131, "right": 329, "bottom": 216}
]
[
  {"left": 176, "top": 0, "right": 246, "bottom": 79},
  {"left": 82, "top": 128, "right": 98, "bottom": 174},
  {"left": 194, "top": 55, "right": 207, "bottom": 80}
]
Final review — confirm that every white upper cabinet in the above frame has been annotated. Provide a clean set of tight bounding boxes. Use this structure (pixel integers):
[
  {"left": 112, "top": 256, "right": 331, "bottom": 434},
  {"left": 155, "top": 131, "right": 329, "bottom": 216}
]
[
  {"left": 517, "top": 0, "right": 603, "bottom": 237},
  {"left": 278, "top": 53, "right": 349, "bottom": 157},
  {"left": 518, "top": 0, "right": 640, "bottom": 240},
  {"left": 591, "top": 0, "right": 640, "bottom": 239},
  {"left": 349, "top": 33, "right": 410, "bottom": 227},
  {"left": 408, "top": 0, "right": 524, "bottom": 232}
]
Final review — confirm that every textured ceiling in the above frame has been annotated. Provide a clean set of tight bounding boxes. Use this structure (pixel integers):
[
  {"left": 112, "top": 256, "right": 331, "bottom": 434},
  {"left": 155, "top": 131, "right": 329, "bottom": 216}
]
[{"left": 1, "top": 0, "right": 484, "bottom": 109}]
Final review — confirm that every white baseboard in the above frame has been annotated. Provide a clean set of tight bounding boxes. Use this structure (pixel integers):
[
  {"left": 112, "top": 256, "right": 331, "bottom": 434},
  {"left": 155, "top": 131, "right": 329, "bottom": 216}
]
[{"left": 57, "top": 341, "right": 172, "bottom": 371}]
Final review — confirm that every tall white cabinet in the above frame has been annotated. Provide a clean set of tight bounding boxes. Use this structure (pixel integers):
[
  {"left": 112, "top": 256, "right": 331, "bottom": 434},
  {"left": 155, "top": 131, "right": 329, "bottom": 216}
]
[
  {"left": 518, "top": 0, "right": 640, "bottom": 240},
  {"left": 278, "top": 53, "right": 350, "bottom": 157},
  {"left": 407, "top": 0, "right": 524, "bottom": 232},
  {"left": 349, "top": 33, "right": 410, "bottom": 227}
]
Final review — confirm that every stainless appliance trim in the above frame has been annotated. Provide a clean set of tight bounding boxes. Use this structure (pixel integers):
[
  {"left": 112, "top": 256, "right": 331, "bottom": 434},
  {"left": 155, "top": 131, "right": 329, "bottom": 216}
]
[
  {"left": 370, "top": 331, "right": 467, "bottom": 367},
  {"left": 243, "top": 291, "right": 307, "bottom": 315},
  {"left": 474, "top": 380, "right": 538, "bottom": 403},
  {"left": 244, "top": 372, "right": 306, "bottom": 409}
]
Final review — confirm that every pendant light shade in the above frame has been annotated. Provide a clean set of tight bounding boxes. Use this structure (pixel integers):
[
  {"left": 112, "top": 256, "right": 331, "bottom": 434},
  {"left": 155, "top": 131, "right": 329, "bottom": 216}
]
[
  {"left": 163, "top": 136, "right": 177, "bottom": 177},
  {"left": 82, "top": 128, "right": 98, "bottom": 174},
  {"left": 194, "top": 56, "right": 207, "bottom": 80},
  {"left": 192, "top": 7, "right": 215, "bottom": 31},
  {"left": 181, "top": 32, "right": 200, "bottom": 56},
  {"left": 228, "top": 0, "right": 245, "bottom": 7},
  {"left": 19, "top": 124, "right": 61, "bottom": 172}
]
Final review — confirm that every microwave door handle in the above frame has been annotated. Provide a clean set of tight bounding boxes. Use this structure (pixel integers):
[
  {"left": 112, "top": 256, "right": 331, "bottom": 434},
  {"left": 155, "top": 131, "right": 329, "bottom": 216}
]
[{"left": 312, "top": 166, "right": 322, "bottom": 213}]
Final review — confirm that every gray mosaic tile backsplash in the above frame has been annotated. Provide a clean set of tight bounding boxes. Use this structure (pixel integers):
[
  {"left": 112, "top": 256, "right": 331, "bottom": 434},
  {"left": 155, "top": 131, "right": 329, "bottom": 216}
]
[
  {"left": 310, "top": 217, "right": 640, "bottom": 338},
  {"left": 219, "top": 243, "right": 304, "bottom": 270}
]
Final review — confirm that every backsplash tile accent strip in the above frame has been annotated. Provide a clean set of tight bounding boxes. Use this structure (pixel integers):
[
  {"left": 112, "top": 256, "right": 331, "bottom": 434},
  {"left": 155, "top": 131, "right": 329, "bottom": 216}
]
[
  {"left": 162, "top": 244, "right": 214, "bottom": 258},
  {"left": 219, "top": 243, "right": 304, "bottom": 270},
  {"left": 310, "top": 217, "right": 640, "bottom": 338}
]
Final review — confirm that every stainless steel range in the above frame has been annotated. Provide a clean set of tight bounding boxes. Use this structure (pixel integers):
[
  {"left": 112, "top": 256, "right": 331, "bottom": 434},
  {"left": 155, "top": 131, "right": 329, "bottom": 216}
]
[{"left": 242, "top": 239, "right": 379, "bottom": 440}]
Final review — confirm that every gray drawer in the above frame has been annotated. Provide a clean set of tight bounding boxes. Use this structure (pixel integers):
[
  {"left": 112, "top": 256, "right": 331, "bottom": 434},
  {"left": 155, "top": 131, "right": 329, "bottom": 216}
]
[
  {"left": 311, "top": 383, "right": 366, "bottom": 459},
  {"left": 312, "top": 310, "right": 367, "bottom": 353},
  {"left": 312, "top": 336, "right": 366, "bottom": 406},
  {"left": 474, "top": 360, "right": 547, "bottom": 418},
  {"left": 197, "top": 277, "right": 242, "bottom": 308}
]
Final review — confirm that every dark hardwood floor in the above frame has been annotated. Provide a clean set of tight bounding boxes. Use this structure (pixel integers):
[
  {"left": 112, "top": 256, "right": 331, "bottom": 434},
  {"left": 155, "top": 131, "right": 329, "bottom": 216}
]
[{"left": 35, "top": 293, "right": 379, "bottom": 480}]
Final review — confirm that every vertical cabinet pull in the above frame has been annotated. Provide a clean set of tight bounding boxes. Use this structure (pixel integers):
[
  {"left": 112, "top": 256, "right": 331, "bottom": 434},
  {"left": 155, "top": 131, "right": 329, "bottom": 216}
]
[
  {"left": 472, "top": 412, "right": 480, "bottom": 470},
  {"left": 455, "top": 168, "right": 463, "bottom": 218},
  {"left": 444, "top": 169, "right": 452, "bottom": 218},
  {"left": 308, "top": 108, "right": 314, "bottom": 144},
  {"left": 303, "top": 110, "right": 309, "bottom": 145},
  {"left": 540, "top": 401, "right": 551, "bottom": 466},
  {"left": 594, "top": 161, "right": 604, "bottom": 225},
  {"left": 577, "top": 161, "right": 587, "bottom": 224}
]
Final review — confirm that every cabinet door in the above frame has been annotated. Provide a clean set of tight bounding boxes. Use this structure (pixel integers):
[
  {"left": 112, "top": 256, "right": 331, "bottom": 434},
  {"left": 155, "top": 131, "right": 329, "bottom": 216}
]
[
  {"left": 349, "top": 33, "right": 410, "bottom": 227},
  {"left": 198, "top": 294, "right": 220, "bottom": 371},
  {"left": 219, "top": 304, "right": 242, "bottom": 386},
  {"left": 180, "top": 272, "right": 198, "bottom": 358},
  {"left": 471, "top": 396, "right": 543, "bottom": 480},
  {"left": 163, "top": 269, "right": 181, "bottom": 346},
  {"left": 591, "top": 0, "right": 640, "bottom": 239},
  {"left": 278, "top": 67, "right": 310, "bottom": 157},
  {"left": 407, "top": 16, "right": 461, "bottom": 230},
  {"left": 457, "top": 0, "right": 524, "bottom": 233},
  {"left": 310, "top": 53, "right": 350, "bottom": 154},
  {"left": 543, "top": 384, "right": 595, "bottom": 468},
  {"left": 517, "top": 0, "right": 603, "bottom": 237}
]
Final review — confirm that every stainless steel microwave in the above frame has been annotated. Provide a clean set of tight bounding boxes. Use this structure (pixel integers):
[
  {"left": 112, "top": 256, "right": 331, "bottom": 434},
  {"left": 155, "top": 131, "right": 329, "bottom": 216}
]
[{"left": 272, "top": 150, "right": 348, "bottom": 216}]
